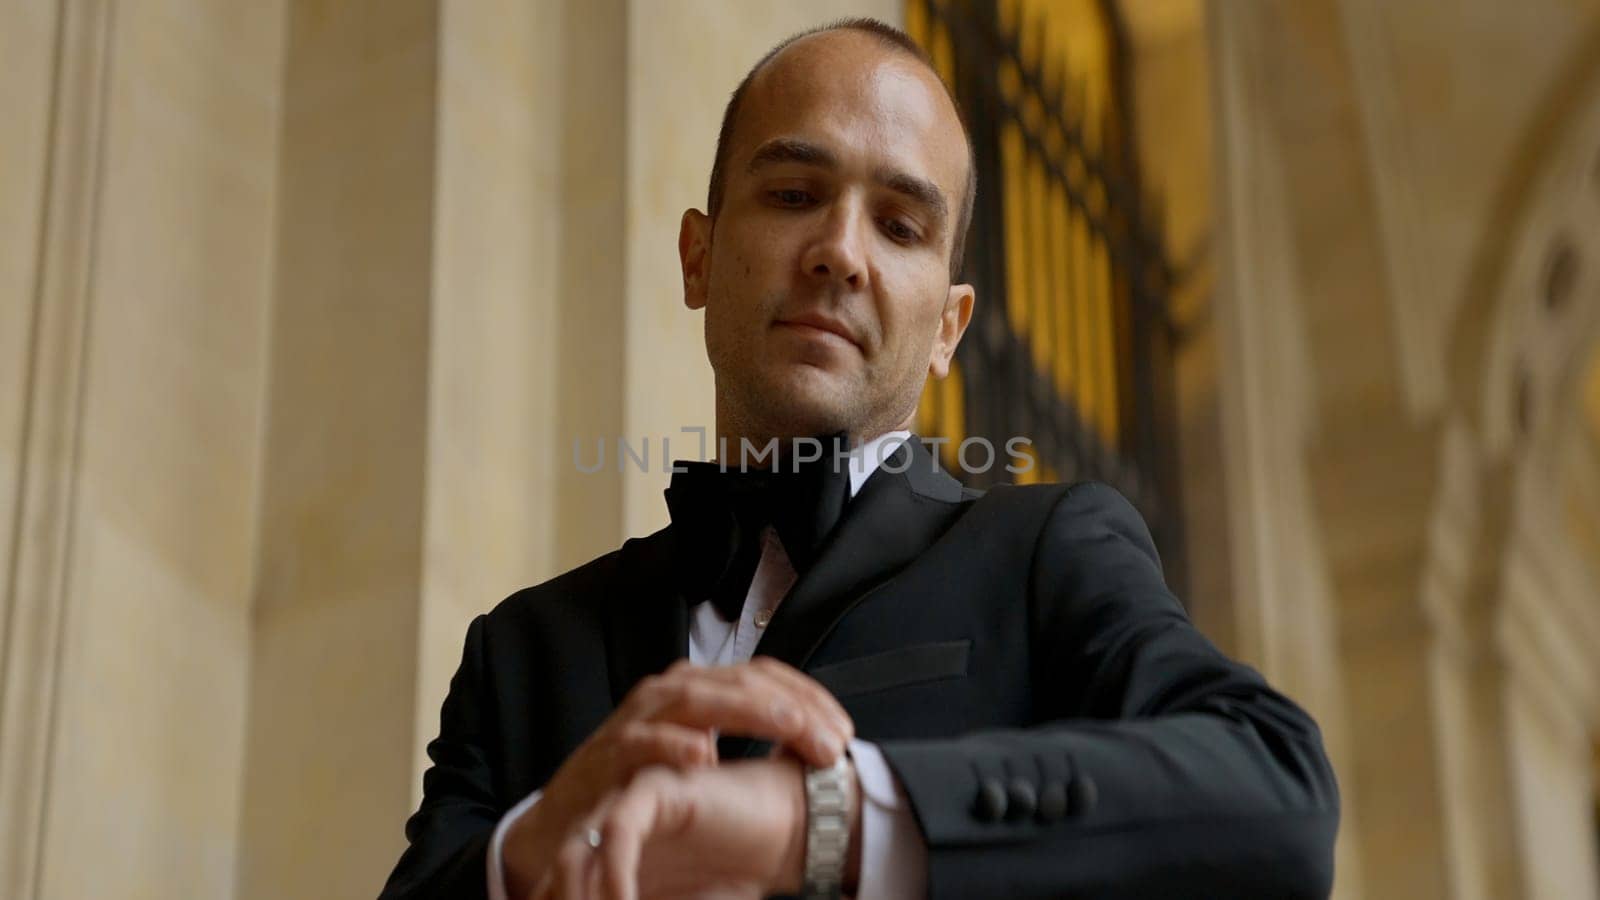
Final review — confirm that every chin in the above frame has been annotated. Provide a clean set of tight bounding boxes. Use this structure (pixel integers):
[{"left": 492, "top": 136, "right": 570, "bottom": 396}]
[{"left": 749, "top": 363, "right": 856, "bottom": 435}]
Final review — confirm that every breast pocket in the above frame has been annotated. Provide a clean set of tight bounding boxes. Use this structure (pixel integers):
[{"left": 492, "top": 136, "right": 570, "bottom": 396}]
[{"left": 808, "top": 639, "right": 971, "bottom": 699}]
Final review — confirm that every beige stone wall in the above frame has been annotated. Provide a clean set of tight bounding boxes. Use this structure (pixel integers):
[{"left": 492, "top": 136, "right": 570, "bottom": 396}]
[
  {"left": 551, "top": 0, "right": 628, "bottom": 575},
  {"left": 417, "top": 0, "right": 571, "bottom": 801},
  {"left": 0, "top": 2, "right": 55, "bottom": 545},
  {"left": 0, "top": 3, "right": 93, "bottom": 893},
  {"left": 234, "top": 2, "right": 439, "bottom": 897},
  {"left": 1, "top": 2, "right": 286, "bottom": 899}
]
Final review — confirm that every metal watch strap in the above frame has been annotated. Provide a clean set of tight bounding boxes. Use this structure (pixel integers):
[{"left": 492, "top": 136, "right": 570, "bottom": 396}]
[{"left": 801, "top": 754, "right": 853, "bottom": 900}]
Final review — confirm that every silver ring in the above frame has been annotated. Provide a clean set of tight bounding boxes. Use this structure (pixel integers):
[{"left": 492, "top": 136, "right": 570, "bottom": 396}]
[{"left": 585, "top": 827, "right": 603, "bottom": 850}]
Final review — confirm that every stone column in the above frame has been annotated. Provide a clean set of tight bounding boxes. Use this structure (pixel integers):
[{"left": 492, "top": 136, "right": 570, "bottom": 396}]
[
  {"left": 0, "top": 2, "right": 116, "bottom": 897},
  {"left": 2, "top": 2, "right": 287, "bottom": 898},
  {"left": 235, "top": 2, "right": 440, "bottom": 897},
  {"left": 237, "top": 2, "right": 632, "bottom": 894}
]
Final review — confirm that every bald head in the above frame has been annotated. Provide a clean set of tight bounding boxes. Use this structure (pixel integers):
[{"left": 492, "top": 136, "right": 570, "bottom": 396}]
[{"left": 706, "top": 19, "right": 976, "bottom": 282}]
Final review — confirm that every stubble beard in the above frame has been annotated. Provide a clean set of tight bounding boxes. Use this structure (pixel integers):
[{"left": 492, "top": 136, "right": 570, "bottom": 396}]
[{"left": 731, "top": 356, "right": 861, "bottom": 441}]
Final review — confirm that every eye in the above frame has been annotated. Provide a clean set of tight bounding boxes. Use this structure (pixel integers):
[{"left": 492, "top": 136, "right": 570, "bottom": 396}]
[
  {"left": 771, "top": 189, "right": 814, "bottom": 208},
  {"left": 881, "top": 218, "right": 920, "bottom": 244}
]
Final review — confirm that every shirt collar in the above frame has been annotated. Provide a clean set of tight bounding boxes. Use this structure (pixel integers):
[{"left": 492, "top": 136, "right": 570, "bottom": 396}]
[{"left": 846, "top": 430, "right": 914, "bottom": 498}]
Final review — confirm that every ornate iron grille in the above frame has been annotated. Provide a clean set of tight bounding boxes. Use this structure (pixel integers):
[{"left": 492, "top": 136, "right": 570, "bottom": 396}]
[{"left": 909, "top": 0, "right": 1186, "bottom": 592}]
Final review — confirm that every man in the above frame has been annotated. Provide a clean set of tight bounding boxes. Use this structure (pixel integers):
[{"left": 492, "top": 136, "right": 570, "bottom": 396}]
[{"left": 380, "top": 18, "right": 1338, "bottom": 900}]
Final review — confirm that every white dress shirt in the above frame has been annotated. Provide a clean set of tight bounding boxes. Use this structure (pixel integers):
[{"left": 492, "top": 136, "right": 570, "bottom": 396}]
[{"left": 487, "top": 430, "right": 928, "bottom": 898}]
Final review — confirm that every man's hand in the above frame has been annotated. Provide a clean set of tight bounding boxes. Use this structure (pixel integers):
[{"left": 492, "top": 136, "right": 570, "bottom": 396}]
[
  {"left": 503, "top": 658, "right": 854, "bottom": 895},
  {"left": 535, "top": 755, "right": 863, "bottom": 900}
]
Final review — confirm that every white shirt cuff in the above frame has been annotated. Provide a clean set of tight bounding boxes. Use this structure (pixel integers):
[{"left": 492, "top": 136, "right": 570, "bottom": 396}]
[
  {"left": 486, "top": 788, "right": 543, "bottom": 900},
  {"left": 848, "top": 739, "right": 928, "bottom": 899}
]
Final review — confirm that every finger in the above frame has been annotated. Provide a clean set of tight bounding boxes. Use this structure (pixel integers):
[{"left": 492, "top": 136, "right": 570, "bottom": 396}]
[
  {"left": 598, "top": 771, "right": 679, "bottom": 900},
  {"left": 709, "top": 671, "right": 845, "bottom": 767},
  {"left": 745, "top": 656, "right": 855, "bottom": 743},
  {"left": 529, "top": 868, "right": 555, "bottom": 900},
  {"left": 584, "top": 846, "right": 607, "bottom": 900},
  {"left": 615, "top": 659, "right": 696, "bottom": 718},
  {"left": 624, "top": 663, "right": 850, "bottom": 766},
  {"left": 611, "top": 721, "right": 716, "bottom": 776},
  {"left": 690, "top": 659, "right": 853, "bottom": 749},
  {"left": 597, "top": 805, "right": 641, "bottom": 900},
  {"left": 635, "top": 675, "right": 835, "bottom": 758},
  {"left": 569, "top": 794, "right": 623, "bottom": 900},
  {"left": 710, "top": 663, "right": 850, "bottom": 765},
  {"left": 553, "top": 830, "right": 593, "bottom": 900}
]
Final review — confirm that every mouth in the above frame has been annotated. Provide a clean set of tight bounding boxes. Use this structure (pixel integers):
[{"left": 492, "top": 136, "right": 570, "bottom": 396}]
[{"left": 773, "top": 315, "right": 860, "bottom": 351}]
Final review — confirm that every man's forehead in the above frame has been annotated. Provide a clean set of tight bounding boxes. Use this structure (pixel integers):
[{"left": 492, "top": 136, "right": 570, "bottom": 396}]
[{"left": 733, "top": 31, "right": 968, "bottom": 194}]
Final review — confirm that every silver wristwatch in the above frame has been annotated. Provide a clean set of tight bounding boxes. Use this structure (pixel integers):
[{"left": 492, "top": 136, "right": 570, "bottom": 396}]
[{"left": 802, "top": 754, "right": 854, "bottom": 899}]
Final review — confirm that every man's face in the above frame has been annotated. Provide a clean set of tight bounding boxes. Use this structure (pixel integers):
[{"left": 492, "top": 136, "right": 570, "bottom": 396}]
[{"left": 680, "top": 31, "right": 974, "bottom": 443}]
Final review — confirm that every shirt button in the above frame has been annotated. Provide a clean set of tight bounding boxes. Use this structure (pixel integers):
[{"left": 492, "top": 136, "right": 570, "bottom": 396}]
[{"left": 753, "top": 608, "right": 774, "bottom": 628}]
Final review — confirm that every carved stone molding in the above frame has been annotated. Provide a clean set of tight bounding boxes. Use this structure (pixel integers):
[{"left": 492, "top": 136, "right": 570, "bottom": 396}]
[
  {"left": 1335, "top": 0, "right": 1447, "bottom": 416},
  {"left": 1501, "top": 470, "right": 1600, "bottom": 732},
  {"left": 1452, "top": 56, "right": 1600, "bottom": 733},
  {"left": 0, "top": 2, "right": 114, "bottom": 898},
  {"left": 1450, "top": 52, "right": 1600, "bottom": 460},
  {"left": 1427, "top": 48, "right": 1600, "bottom": 900}
]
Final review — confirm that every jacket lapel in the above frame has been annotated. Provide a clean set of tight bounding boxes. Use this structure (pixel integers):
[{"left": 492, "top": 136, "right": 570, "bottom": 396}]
[
  {"left": 754, "top": 436, "right": 968, "bottom": 670},
  {"left": 601, "top": 527, "right": 691, "bottom": 708}
]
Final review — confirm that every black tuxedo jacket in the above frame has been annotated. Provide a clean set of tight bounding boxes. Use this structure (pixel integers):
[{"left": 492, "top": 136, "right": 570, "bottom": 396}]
[{"left": 380, "top": 439, "right": 1338, "bottom": 899}]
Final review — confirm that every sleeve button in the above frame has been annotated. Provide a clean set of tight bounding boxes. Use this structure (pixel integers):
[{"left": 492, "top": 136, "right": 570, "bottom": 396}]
[
  {"left": 1005, "top": 778, "right": 1037, "bottom": 821},
  {"left": 974, "top": 777, "right": 1008, "bottom": 822},
  {"left": 1068, "top": 774, "right": 1098, "bottom": 816},
  {"left": 1037, "top": 781, "right": 1068, "bottom": 822}
]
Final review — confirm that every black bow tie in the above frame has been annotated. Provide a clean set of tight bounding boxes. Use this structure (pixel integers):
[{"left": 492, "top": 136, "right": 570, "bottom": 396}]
[{"left": 663, "top": 434, "right": 853, "bottom": 621}]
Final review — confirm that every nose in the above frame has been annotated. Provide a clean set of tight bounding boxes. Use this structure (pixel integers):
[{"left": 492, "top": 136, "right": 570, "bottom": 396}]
[{"left": 800, "top": 196, "right": 868, "bottom": 291}]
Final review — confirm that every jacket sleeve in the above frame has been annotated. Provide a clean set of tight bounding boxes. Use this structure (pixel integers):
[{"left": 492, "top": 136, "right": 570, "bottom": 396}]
[
  {"left": 379, "top": 614, "right": 499, "bottom": 900},
  {"left": 877, "top": 482, "right": 1340, "bottom": 899}
]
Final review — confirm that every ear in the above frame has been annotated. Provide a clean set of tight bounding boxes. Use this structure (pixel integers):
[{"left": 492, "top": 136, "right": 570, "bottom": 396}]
[
  {"left": 928, "top": 282, "right": 975, "bottom": 378},
  {"left": 679, "top": 208, "right": 713, "bottom": 310}
]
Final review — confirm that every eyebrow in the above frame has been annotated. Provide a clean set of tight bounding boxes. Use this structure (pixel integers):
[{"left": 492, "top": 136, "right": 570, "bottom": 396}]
[
  {"left": 747, "top": 137, "right": 838, "bottom": 172},
  {"left": 875, "top": 168, "right": 948, "bottom": 229},
  {"left": 745, "top": 137, "right": 950, "bottom": 231}
]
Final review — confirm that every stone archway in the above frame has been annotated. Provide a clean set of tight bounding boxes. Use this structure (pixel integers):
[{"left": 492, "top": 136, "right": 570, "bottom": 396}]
[
  {"left": 1223, "top": 3, "right": 1600, "bottom": 897},
  {"left": 1408, "top": 50, "right": 1600, "bottom": 900},
  {"left": 1204, "top": 2, "right": 1600, "bottom": 896}
]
